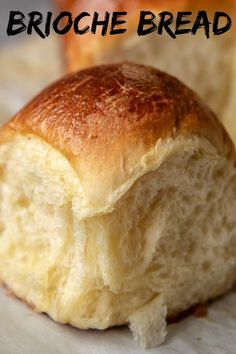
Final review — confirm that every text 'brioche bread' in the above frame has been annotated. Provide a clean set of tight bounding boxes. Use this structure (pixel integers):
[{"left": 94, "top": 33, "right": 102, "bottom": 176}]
[
  {"left": 55, "top": 0, "right": 236, "bottom": 144},
  {"left": 0, "top": 62, "right": 236, "bottom": 348}
]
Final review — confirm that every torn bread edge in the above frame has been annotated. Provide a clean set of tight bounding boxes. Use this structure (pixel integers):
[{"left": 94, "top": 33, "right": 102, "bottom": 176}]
[{"left": 128, "top": 294, "right": 167, "bottom": 348}]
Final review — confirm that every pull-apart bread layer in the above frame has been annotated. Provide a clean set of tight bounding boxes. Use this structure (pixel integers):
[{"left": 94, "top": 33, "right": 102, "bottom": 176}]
[{"left": 0, "top": 62, "right": 236, "bottom": 348}]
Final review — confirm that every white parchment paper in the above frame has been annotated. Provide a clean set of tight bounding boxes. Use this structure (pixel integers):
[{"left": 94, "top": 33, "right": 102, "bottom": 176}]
[
  {"left": 0, "top": 37, "right": 236, "bottom": 354},
  {"left": 1, "top": 287, "right": 236, "bottom": 354}
]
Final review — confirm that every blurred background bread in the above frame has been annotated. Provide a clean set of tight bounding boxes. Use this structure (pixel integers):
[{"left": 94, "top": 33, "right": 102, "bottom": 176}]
[
  {"left": 0, "top": 63, "right": 236, "bottom": 348},
  {"left": 0, "top": 37, "right": 62, "bottom": 123},
  {"left": 55, "top": 0, "right": 236, "bottom": 144}
]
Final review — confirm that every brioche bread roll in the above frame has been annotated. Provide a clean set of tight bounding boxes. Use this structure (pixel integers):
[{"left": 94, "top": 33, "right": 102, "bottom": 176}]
[
  {"left": 0, "top": 62, "right": 236, "bottom": 348},
  {"left": 55, "top": 0, "right": 236, "bottom": 143}
]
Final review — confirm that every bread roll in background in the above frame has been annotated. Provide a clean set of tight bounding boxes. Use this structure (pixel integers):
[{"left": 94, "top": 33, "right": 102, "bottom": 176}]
[
  {"left": 0, "top": 37, "right": 62, "bottom": 124},
  {"left": 0, "top": 62, "right": 236, "bottom": 348},
  {"left": 55, "top": 0, "right": 236, "bottom": 144}
]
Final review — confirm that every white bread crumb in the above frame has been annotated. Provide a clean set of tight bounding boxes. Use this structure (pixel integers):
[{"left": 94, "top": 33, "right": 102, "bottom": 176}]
[{"left": 128, "top": 294, "right": 167, "bottom": 348}]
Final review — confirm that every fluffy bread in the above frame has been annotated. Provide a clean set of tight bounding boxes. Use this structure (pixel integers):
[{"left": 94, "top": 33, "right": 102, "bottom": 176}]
[
  {"left": 0, "top": 63, "right": 236, "bottom": 348},
  {"left": 55, "top": 0, "right": 236, "bottom": 143}
]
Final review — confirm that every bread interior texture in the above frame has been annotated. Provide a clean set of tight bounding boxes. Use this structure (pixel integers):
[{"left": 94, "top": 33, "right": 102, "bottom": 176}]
[
  {"left": 0, "top": 134, "right": 236, "bottom": 334},
  {"left": 95, "top": 34, "right": 236, "bottom": 141}
]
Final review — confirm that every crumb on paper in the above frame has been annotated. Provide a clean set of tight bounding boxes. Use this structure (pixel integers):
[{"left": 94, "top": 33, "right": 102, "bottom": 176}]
[{"left": 193, "top": 304, "right": 208, "bottom": 318}]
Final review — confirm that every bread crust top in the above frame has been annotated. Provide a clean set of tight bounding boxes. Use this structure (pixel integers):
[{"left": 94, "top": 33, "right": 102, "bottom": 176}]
[{"left": 1, "top": 62, "right": 235, "bottom": 211}]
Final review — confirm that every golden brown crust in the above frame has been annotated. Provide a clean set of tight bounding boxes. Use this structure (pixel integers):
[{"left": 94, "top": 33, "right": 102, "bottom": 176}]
[
  {"left": 54, "top": 0, "right": 236, "bottom": 71},
  {"left": 1, "top": 62, "right": 235, "bottom": 209}
]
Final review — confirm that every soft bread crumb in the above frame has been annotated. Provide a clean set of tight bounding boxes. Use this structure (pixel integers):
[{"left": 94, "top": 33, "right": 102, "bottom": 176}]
[
  {"left": 0, "top": 134, "right": 236, "bottom": 336},
  {"left": 128, "top": 294, "right": 167, "bottom": 348}
]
